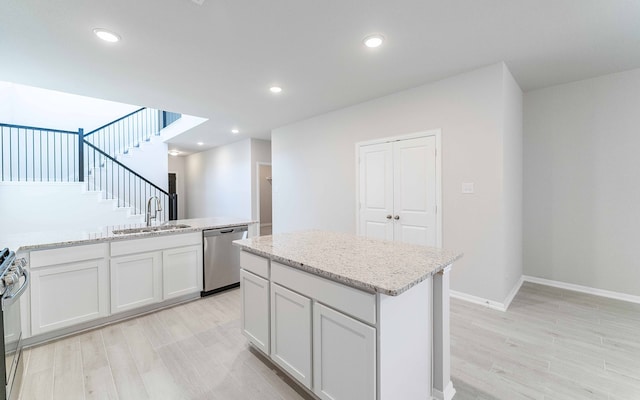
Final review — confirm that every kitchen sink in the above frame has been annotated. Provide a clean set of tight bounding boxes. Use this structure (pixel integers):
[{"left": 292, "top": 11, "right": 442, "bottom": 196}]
[{"left": 112, "top": 224, "right": 191, "bottom": 235}]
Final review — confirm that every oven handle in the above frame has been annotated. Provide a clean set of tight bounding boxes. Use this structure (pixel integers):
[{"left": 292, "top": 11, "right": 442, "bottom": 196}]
[{"left": 2, "top": 269, "right": 29, "bottom": 311}]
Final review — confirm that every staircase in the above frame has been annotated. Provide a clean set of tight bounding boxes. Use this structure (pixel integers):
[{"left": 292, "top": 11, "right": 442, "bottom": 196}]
[{"left": 0, "top": 109, "right": 181, "bottom": 232}]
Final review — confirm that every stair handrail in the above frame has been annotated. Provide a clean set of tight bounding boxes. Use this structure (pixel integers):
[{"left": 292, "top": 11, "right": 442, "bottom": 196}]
[
  {"left": 0, "top": 122, "right": 77, "bottom": 134},
  {"left": 84, "top": 107, "right": 146, "bottom": 137}
]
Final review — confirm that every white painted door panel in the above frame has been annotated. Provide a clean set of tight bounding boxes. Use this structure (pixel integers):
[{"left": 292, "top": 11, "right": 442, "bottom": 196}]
[
  {"left": 111, "top": 252, "right": 162, "bottom": 314},
  {"left": 162, "top": 245, "right": 203, "bottom": 300},
  {"left": 30, "top": 259, "right": 108, "bottom": 335},
  {"left": 313, "top": 303, "right": 376, "bottom": 400},
  {"left": 393, "top": 136, "right": 437, "bottom": 246},
  {"left": 270, "top": 283, "right": 312, "bottom": 388},
  {"left": 240, "top": 269, "right": 270, "bottom": 354},
  {"left": 358, "top": 135, "right": 438, "bottom": 246},
  {"left": 359, "top": 142, "right": 393, "bottom": 241}
]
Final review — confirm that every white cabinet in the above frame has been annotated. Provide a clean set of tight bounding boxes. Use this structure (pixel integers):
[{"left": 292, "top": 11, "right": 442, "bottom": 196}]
[
  {"left": 30, "top": 244, "right": 109, "bottom": 336},
  {"left": 110, "top": 251, "right": 162, "bottom": 314},
  {"left": 27, "top": 231, "right": 204, "bottom": 340},
  {"left": 240, "top": 251, "right": 378, "bottom": 398},
  {"left": 240, "top": 269, "right": 270, "bottom": 354},
  {"left": 313, "top": 303, "right": 376, "bottom": 400},
  {"left": 358, "top": 135, "right": 439, "bottom": 247},
  {"left": 270, "top": 283, "right": 312, "bottom": 388},
  {"left": 162, "top": 245, "right": 203, "bottom": 300},
  {"left": 110, "top": 232, "right": 203, "bottom": 314}
]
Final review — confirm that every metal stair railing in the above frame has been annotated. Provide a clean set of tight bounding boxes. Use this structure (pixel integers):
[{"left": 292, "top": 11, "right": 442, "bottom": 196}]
[
  {"left": 0, "top": 110, "right": 180, "bottom": 220},
  {"left": 84, "top": 141, "right": 176, "bottom": 221},
  {"left": 0, "top": 123, "right": 80, "bottom": 182},
  {"left": 84, "top": 108, "right": 182, "bottom": 159}
]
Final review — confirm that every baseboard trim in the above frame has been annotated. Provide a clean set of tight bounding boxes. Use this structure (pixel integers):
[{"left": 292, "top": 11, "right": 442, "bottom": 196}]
[
  {"left": 432, "top": 381, "right": 456, "bottom": 400},
  {"left": 451, "top": 277, "right": 523, "bottom": 312},
  {"left": 450, "top": 290, "right": 508, "bottom": 312},
  {"left": 503, "top": 276, "right": 524, "bottom": 310},
  {"left": 522, "top": 275, "right": 640, "bottom": 305}
]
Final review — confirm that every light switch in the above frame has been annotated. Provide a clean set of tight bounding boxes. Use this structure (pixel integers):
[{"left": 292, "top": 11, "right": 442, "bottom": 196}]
[{"left": 462, "top": 182, "right": 474, "bottom": 194}]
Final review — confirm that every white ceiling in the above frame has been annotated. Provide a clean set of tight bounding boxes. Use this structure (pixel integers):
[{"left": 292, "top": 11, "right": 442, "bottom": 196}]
[{"left": 1, "top": 0, "right": 639, "bottom": 153}]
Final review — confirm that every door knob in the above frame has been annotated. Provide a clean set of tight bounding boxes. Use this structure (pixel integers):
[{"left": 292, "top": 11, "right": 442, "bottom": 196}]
[
  {"left": 386, "top": 215, "right": 392, "bottom": 220},
  {"left": 394, "top": 215, "right": 400, "bottom": 220}
]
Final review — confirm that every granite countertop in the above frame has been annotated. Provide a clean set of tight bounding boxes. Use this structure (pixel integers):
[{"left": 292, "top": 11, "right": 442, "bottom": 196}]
[
  {"left": 2, "top": 217, "right": 257, "bottom": 252},
  {"left": 234, "top": 231, "right": 463, "bottom": 296}
]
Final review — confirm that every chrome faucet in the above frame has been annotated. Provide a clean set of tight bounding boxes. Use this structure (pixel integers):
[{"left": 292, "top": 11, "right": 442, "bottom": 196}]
[{"left": 145, "top": 196, "right": 163, "bottom": 226}]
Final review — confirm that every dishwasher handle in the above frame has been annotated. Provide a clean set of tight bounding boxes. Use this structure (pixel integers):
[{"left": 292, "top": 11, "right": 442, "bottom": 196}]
[{"left": 203, "top": 226, "right": 249, "bottom": 237}]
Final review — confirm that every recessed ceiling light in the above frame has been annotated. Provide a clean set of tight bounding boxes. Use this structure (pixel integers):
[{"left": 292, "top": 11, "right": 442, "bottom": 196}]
[
  {"left": 93, "top": 28, "right": 121, "bottom": 43},
  {"left": 269, "top": 86, "right": 282, "bottom": 94},
  {"left": 197, "top": 142, "right": 204, "bottom": 146},
  {"left": 168, "top": 150, "right": 181, "bottom": 156},
  {"left": 363, "top": 34, "right": 384, "bottom": 48},
  {"left": 231, "top": 129, "right": 239, "bottom": 134}
]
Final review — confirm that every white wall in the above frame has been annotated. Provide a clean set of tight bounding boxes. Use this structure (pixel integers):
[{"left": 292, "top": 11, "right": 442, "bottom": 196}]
[
  {"left": 272, "top": 63, "right": 522, "bottom": 304},
  {"left": 501, "top": 65, "right": 524, "bottom": 299},
  {"left": 183, "top": 138, "right": 271, "bottom": 220},
  {"left": 168, "top": 155, "right": 187, "bottom": 220},
  {"left": 0, "top": 182, "right": 142, "bottom": 235},
  {"left": 0, "top": 81, "right": 139, "bottom": 132},
  {"left": 251, "top": 139, "right": 272, "bottom": 221},
  {"left": 184, "top": 139, "right": 252, "bottom": 219},
  {"left": 115, "top": 135, "right": 169, "bottom": 191},
  {"left": 524, "top": 67, "right": 640, "bottom": 296}
]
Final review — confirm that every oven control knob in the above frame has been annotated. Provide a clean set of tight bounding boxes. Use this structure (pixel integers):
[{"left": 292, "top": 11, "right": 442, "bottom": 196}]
[{"left": 3, "top": 272, "right": 18, "bottom": 286}]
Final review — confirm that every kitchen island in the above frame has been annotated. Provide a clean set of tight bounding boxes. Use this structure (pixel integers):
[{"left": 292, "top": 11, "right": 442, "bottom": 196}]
[
  {"left": 1, "top": 217, "right": 256, "bottom": 345},
  {"left": 234, "top": 231, "right": 462, "bottom": 400}
]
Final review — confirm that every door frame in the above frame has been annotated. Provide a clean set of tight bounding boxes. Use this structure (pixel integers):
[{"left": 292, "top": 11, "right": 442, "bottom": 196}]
[
  {"left": 355, "top": 129, "right": 443, "bottom": 248},
  {"left": 256, "top": 162, "right": 272, "bottom": 235}
]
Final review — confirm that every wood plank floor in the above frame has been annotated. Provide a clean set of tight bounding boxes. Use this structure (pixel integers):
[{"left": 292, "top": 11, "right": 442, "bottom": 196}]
[{"left": 18, "top": 282, "right": 640, "bottom": 399}]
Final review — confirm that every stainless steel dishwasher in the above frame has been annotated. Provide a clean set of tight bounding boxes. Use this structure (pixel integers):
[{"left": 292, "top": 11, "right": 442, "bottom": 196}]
[{"left": 202, "top": 225, "right": 248, "bottom": 296}]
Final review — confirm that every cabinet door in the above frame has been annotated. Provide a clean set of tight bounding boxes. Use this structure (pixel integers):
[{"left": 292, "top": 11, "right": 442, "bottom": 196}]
[
  {"left": 270, "top": 283, "right": 312, "bottom": 388},
  {"left": 111, "top": 252, "right": 162, "bottom": 314},
  {"left": 358, "top": 142, "right": 394, "bottom": 241},
  {"left": 313, "top": 303, "right": 376, "bottom": 400},
  {"left": 30, "top": 259, "right": 108, "bottom": 335},
  {"left": 240, "top": 269, "right": 269, "bottom": 354},
  {"left": 162, "top": 245, "right": 203, "bottom": 300}
]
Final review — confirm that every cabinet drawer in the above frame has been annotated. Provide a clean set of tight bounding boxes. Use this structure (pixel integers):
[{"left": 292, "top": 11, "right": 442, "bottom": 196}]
[
  {"left": 240, "top": 251, "right": 269, "bottom": 279},
  {"left": 30, "top": 243, "right": 108, "bottom": 268},
  {"left": 111, "top": 232, "right": 201, "bottom": 257},
  {"left": 271, "top": 262, "right": 376, "bottom": 325}
]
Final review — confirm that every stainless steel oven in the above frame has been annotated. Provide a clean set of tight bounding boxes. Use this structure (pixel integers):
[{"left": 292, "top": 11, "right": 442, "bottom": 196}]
[{"left": 0, "top": 249, "right": 28, "bottom": 400}]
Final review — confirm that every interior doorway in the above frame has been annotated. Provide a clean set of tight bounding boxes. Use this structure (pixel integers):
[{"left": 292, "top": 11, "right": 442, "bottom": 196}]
[
  {"left": 168, "top": 172, "right": 177, "bottom": 220},
  {"left": 256, "top": 163, "right": 272, "bottom": 236}
]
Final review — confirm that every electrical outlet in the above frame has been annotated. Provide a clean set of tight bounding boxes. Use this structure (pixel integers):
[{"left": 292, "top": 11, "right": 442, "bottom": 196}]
[{"left": 462, "top": 182, "right": 474, "bottom": 194}]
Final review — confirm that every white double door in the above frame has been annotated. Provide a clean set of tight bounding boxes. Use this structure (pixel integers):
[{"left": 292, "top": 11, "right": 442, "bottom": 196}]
[{"left": 358, "top": 135, "right": 438, "bottom": 246}]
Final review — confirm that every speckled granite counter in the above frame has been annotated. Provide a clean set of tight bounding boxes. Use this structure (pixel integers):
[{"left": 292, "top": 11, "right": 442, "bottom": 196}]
[
  {"left": 233, "top": 231, "right": 462, "bottom": 296},
  {"left": 2, "top": 217, "right": 257, "bottom": 252}
]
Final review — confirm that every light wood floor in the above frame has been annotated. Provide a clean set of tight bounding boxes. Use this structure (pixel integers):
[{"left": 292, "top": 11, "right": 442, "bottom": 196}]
[
  {"left": 452, "top": 282, "right": 640, "bottom": 400},
  {"left": 18, "top": 283, "right": 640, "bottom": 399}
]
